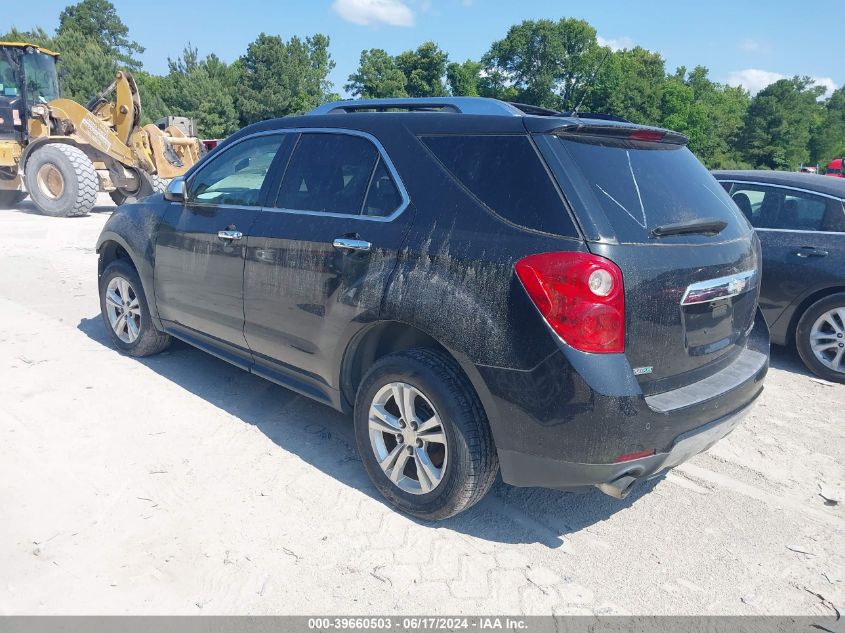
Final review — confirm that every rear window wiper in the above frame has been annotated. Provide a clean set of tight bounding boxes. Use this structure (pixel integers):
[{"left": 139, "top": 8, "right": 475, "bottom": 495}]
[{"left": 649, "top": 218, "right": 728, "bottom": 238}]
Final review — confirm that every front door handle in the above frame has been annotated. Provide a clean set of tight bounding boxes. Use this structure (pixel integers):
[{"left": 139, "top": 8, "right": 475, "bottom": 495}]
[
  {"left": 793, "top": 246, "right": 829, "bottom": 258},
  {"left": 333, "top": 237, "right": 371, "bottom": 252},
  {"left": 218, "top": 230, "right": 244, "bottom": 241}
]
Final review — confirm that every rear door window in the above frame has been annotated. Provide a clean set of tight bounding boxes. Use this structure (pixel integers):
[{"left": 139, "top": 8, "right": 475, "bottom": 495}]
[
  {"left": 420, "top": 134, "right": 578, "bottom": 237},
  {"left": 543, "top": 136, "right": 746, "bottom": 243}
]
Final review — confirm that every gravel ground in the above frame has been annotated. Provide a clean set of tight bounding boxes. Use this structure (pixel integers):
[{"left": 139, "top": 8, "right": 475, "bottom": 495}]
[{"left": 0, "top": 196, "right": 843, "bottom": 616}]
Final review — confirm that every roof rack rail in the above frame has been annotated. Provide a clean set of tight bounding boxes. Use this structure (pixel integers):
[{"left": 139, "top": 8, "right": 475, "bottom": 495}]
[{"left": 309, "top": 97, "right": 524, "bottom": 117}]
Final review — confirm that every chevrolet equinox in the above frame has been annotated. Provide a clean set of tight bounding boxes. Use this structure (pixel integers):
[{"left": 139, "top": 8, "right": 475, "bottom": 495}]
[{"left": 96, "top": 97, "right": 770, "bottom": 519}]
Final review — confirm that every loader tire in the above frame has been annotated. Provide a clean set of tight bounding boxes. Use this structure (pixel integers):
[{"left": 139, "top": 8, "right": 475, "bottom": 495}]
[
  {"left": 109, "top": 173, "right": 168, "bottom": 206},
  {"left": 25, "top": 144, "right": 98, "bottom": 217}
]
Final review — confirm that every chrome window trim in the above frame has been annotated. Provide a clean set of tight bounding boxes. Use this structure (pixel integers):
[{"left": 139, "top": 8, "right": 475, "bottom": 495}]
[
  {"left": 718, "top": 179, "right": 845, "bottom": 203},
  {"left": 681, "top": 269, "right": 757, "bottom": 306},
  {"left": 182, "top": 128, "right": 410, "bottom": 223},
  {"left": 754, "top": 227, "right": 844, "bottom": 236}
]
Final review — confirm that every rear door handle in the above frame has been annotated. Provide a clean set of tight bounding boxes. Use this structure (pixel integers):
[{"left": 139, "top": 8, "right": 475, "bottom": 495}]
[
  {"left": 332, "top": 238, "right": 371, "bottom": 252},
  {"left": 793, "top": 246, "right": 828, "bottom": 258},
  {"left": 218, "top": 230, "right": 243, "bottom": 241}
]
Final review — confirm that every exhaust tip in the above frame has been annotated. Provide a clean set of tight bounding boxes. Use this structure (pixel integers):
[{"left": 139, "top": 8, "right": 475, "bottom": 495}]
[{"left": 596, "top": 474, "right": 638, "bottom": 499}]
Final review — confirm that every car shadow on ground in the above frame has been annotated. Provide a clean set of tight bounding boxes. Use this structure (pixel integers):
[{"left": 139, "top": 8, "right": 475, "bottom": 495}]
[
  {"left": 768, "top": 343, "right": 818, "bottom": 379},
  {"left": 1, "top": 198, "right": 115, "bottom": 216},
  {"left": 78, "top": 315, "right": 661, "bottom": 548}
]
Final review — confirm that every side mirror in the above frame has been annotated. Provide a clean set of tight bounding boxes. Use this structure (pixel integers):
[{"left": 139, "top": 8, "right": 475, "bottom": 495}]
[{"left": 164, "top": 177, "right": 186, "bottom": 202}]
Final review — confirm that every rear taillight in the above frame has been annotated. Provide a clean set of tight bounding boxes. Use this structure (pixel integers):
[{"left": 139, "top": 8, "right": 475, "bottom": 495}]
[{"left": 515, "top": 252, "right": 625, "bottom": 354}]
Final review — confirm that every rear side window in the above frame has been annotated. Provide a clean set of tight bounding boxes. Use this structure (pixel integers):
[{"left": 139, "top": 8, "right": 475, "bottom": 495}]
[
  {"left": 545, "top": 137, "right": 745, "bottom": 243},
  {"left": 276, "top": 133, "right": 379, "bottom": 214},
  {"left": 728, "top": 183, "right": 838, "bottom": 231},
  {"left": 421, "top": 135, "right": 578, "bottom": 237},
  {"left": 363, "top": 158, "right": 402, "bottom": 217}
]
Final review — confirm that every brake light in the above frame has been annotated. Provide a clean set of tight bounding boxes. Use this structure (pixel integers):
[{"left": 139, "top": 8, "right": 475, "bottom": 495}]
[
  {"left": 515, "top": 252, "right": 625, "bottom": 353},
  {"left": 629, "top": 129, "right": 665, "bottom": 142}
]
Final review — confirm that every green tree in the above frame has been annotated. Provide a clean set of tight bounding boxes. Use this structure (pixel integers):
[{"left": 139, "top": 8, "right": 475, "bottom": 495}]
[
  {"left": 52, "top": 27, "right": 118, "bottom": 102},
  {"left": 345, "top": 49, "right": 407, "bottom": 98},
  {"left": 658, "top": 66, "right": 750, "bottom": 168},
  {"left": 159, "top": 45, "right": 240, "bottom": 138},
  {"left": 810, "top": 87, "right": 845, "bottom": 165},
  {"left": 446, "top": 60, "right": 481, "bottom": 96},
  {"left": 482, "top": 18, "right": 602, "bottom": 110},
  {"left": 740, "top": 77, "right": 825, "bottom": 169},
  {"left": 57, "top": 0, "right": 144, "bottom": 69},
  {"left": 236, "top": 33, "right": 335, "bottom": 124},
  {"left": 395, "top": 42, "right": 448, "bottom": 97},
  {"left": 585, "top": 47, "right": 665, "bottom": 124},
  {"left": 0, "top": 27, "right": 56, "bottom": 49}
]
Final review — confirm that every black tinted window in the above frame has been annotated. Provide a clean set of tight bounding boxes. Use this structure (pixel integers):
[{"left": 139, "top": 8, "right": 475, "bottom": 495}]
[
  {"left": 188, "top": 134, "right": 284, "bottom": 206},
  {"left": 421, "top": 135, "right": 577, "bottom": 237},
  {"left": 277, "top": 133, "right": 378, "bottom": 214},
  {"left": 548, "top": 138, "right": 745, "bottom": 243},
  {"left": 363, "top": 158, "right": 402, "bottom": 217},
  {"left": 729, "top": 184, "right": 830, "bottom": 231}
]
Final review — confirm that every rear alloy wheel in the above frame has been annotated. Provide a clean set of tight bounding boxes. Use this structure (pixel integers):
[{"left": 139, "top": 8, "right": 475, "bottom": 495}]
[
  {"left": 354, "top": 348, "right": 498, "bottom": 520},
  {"left": 99, "top": 258, "right": 171, "bottom": 357},
  {"left": 368, "top": 382, "right": 449, "bottom": 495},
  {"left": 24, "top": 143, "right": 98, "bottom": 217},
  {"left": 796, "top": 293, "right": 845, "bottom": 383}
]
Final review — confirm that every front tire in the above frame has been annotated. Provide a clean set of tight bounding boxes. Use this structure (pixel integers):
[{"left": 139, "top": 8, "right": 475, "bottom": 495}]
[
  {"left": 795, "top": 293, "right": 845, "bottom": 383},
  {"left": 354, "top": 348, "right": 498, "bottom": 520},
  {"left": 25, "top": 144, "right": 98, "bottom": 217},
  {"left": 99, "top": 258, "right": 171, "bottom": 357}
]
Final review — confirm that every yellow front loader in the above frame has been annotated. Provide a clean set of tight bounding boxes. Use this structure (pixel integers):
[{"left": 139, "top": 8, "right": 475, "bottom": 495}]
[{"left": 0, "top": 42, "right": 202, "bottom": 216}]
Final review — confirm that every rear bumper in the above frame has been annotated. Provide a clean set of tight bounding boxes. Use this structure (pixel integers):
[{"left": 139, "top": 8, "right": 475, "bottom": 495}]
[
  {"left": 477, "top": 307, "right": 769, "bottom": 491},
  {"left": 498, "top": 395, "right": 756, "bottom": 492}
]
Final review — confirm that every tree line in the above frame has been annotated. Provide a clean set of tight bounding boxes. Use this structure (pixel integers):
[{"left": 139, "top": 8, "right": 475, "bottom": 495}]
[{"left": 5, "top": 0, "right": 844, "bottom": 170}]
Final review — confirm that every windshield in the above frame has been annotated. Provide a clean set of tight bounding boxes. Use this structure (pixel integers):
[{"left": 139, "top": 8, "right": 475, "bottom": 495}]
[
  {"left": 545, "top": 135, "right": 747, "bottom": 243},
  {"left": 22, "top": 51, "right": 59, "bottom": 103}
]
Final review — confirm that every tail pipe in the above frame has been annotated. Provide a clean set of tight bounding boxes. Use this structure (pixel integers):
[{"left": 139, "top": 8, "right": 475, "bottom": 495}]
[{"left": 596, "top": 473, "right": 638, "bottom": 499}]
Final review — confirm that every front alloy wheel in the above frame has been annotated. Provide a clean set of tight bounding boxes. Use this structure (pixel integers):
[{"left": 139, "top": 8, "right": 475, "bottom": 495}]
[
  {"left": 368, "top": 382, "right": 448, "bottom": 495},
  {"left": 104, "top": 276, "right": 141, "bottom": 344}
]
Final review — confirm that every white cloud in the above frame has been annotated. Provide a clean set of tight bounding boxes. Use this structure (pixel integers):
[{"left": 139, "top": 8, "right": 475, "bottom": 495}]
[
  {"left": 597, "top": 35, "right": 634, "bottom": 52},
  {"left": 739, "top": 39, "right": 761, "bottom": 52},
  {"left": 332, "top": 0, "right": 414, "bottom": 27},
  {"left": 726, "top": 68, "right": 839, "bottom": 97}
]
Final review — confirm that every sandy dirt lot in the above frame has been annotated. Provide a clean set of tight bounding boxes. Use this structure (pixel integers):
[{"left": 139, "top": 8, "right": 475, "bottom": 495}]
[{"left": 0, "top": 197, "right": 843, "bottom": 616}]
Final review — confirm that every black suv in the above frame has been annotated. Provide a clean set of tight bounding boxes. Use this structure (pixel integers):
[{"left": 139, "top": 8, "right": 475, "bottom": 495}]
[{"left": 96, "top": 97, "right": 769, "bottom": 519}]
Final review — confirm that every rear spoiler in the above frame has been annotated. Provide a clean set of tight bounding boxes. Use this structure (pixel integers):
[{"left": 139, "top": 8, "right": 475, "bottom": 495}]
[{"left": 550, "top": 123, "right": 689, "bottom": 146}]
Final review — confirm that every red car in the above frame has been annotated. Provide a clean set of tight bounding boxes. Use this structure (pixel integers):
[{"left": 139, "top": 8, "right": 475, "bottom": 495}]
[{"left": 825, "top": 158, "right": 844, "bottom": 177}]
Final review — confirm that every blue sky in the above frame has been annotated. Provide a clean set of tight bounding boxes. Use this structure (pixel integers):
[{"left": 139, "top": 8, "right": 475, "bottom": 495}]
[{"left": 7, "top": 0, "right": 842, "bottom": 98}]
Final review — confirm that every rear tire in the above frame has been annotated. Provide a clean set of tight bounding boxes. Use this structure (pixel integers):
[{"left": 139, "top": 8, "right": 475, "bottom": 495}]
[
  {"left": 795, "top": 292, "right": 845, "bottom": 383},
  {"left": 354, "top": 348, "right": 498, "bottom": 520},
  {"left": 0, "top": 190, "right": 28, "bottom": 207},
  {"left": 24, "top": 144, "right": 98, "bottom": 217},
  {"left": 99, "top": 258, "right": 171, "bottom": 357}
]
